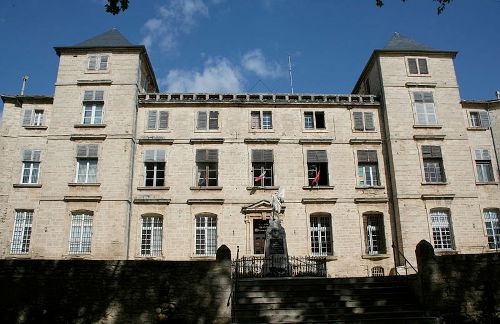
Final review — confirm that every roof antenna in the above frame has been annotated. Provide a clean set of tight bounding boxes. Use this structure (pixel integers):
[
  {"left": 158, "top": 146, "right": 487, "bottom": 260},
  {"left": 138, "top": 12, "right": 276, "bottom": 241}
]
[
  {"left": 288, "top": 55, "right": 294, "bottom": 94},
  {"left": 20, "top": 75, "right": 29, "bottom": 96}
]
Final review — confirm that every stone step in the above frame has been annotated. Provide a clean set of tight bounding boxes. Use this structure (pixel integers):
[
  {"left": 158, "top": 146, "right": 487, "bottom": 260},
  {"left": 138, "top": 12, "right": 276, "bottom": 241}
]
[
  {"left": 236, "top": 290, "right": 415, "bottom": 302},
  {"left": 234, "top": 316, "right": 440, "bottom": 324},
  {"left": 236, "top": 285, "right": 412, "bottom": 294},
  {"left": 234, "top": 300, "right": 421, "bottom": 311}
]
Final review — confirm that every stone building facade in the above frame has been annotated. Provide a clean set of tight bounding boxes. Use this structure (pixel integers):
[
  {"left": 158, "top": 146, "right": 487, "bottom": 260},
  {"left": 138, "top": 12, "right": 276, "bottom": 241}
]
[{"left": 0, "top": 30, "right": 498, "bottom": 277}]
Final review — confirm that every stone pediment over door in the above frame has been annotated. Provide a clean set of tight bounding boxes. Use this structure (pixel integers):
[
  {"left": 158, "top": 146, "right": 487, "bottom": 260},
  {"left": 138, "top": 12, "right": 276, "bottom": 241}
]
[{"left": 241, "top": 200, "right": 285, "bottom": 217}]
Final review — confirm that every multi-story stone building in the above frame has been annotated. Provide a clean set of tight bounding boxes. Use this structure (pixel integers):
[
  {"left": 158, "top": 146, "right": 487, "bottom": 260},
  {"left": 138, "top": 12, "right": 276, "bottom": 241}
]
[{"left": 0, "top": 30, "right": 498, "bottom": 277}]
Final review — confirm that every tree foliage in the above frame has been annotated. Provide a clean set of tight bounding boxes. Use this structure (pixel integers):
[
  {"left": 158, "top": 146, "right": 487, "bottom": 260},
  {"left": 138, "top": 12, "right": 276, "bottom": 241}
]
[{"left": 104, "top": 0, "right": 453, "bottom": 15}]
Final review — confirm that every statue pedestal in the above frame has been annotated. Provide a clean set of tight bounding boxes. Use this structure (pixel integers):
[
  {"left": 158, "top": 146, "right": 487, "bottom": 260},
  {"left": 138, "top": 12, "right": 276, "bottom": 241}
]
[{"left": 263, "top": 218, "right": 289, "bottom": 276}]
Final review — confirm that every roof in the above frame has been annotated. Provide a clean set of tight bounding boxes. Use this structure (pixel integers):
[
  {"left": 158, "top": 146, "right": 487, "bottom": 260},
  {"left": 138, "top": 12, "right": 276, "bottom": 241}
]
[
  {"left": 74, "top": 28, "right": 133, "bottom": 47},
  {"left": 1, "top": 95, "right": 54, "bottom": 105},
  {"left": 384, "top": 32, "right": 435, "bottom": 51}
]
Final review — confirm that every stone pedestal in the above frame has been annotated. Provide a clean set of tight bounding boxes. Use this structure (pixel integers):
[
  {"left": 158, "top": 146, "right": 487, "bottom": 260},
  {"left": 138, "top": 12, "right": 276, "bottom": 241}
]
[{"left": 263, "top": 218, "right": 289, "bottom": 276}]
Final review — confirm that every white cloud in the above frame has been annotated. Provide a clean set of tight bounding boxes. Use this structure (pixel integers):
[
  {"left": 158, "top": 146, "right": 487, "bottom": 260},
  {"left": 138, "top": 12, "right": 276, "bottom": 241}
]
[
  {"left": 141, "top": 0, "right": 217, "bottom": 51},
  {"left": 241, "top": 49, "right": 283, "bottom": 78},
  {"left": 161, "top": 57, "right": 244, "bottom": 92}
]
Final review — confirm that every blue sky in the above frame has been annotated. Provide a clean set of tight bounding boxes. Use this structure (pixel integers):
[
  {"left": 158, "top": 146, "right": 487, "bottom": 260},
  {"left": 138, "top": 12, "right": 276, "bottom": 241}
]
[{"left": 0, "top": 0, "right": 499, "bottom": 118}]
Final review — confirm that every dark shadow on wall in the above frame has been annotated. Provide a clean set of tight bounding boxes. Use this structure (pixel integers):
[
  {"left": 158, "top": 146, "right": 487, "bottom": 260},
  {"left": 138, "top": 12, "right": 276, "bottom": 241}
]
[{"left": 0, "top": 251, "right": 231, "bottom": 323}]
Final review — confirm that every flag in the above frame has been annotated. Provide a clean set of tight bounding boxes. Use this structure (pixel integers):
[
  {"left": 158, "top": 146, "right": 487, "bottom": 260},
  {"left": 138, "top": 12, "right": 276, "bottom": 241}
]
[
  {"left": 311, "top": 170, "right": 320, "bottom": 185},
  {"left": 254, "top": 171, "right": 266, "bottom": 183}
]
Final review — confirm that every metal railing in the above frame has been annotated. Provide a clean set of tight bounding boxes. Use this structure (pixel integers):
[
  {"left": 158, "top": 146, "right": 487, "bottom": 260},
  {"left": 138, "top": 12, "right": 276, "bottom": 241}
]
[
  {"left": 232, "top": 255, "right": 327, "bottom": 278},
  {"left": 392, "top": 243, "right": 418, "bottom": 275}
]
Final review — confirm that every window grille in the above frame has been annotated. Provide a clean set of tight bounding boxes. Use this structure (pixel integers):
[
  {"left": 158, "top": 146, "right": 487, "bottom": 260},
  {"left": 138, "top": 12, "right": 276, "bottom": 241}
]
[
  {"left": 10, "top": 211, "right": 33, "bottom": 254},
  {"left": 366, "top": 214, "right": 386, "bottom": 255},
  {"left": 371, "top": 266, "right": 385, "bottom": 277},
  {"left": 310, "top": 215, "right": 333, "bottom": 256},
  {"left": 69, "top": 213, "right": 93, "bottom": 254},
  {"left": 195, "top": 215, "right": 217, "bottom": 256},
  {"left": 431, "top": 210, "right": 453, "bottom": 250},
  {"left": 484, "top": 210, "right": 500, "bottom": 250},
  {"left": 141, "top": 216, "right": 163, "bottom": 256},
  {"left": 422, "top": 146, "right": 446, "bottom": 183}
]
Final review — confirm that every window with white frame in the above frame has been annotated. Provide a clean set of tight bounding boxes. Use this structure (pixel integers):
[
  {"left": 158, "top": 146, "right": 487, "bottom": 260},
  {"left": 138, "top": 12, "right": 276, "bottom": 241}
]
[
  {"left": 146, "top": 110, "right": 169, "bottom": 130},
  {"left": 195, "top": 215, "right": 217, "bottom": 256},
  {"left": 141, "top": 215, "right": 163, "bottom": 256},
  {"left": 252, "top": 149, "right": 274, "bottom": 187},
  {"left": 196, "top": 111, "right": 219, "bottom": 130},
  {"left": 10, "top": 210, "right": 33, "bottom": 254},
  {"left": 88, "top": 54, "right": 109, "bottom": 71},
  {"left": 304, "top": 111, "right": 326, "bottom": 130},
  {"left": 69, "top": 212, "right": 93, "bottom": 254},
  {"left": 82, "top": 90, "right": 104, "bottom": 125},
  {"left": 20, "top": 149, "right": 41, "bottom": 184},
  {"left": 357, "top": 150, "right": 380, "bottom": 187},
  {"left": 144, "top": 150, "right": 166, "bottom": 187},
  {"left": 431, "top": 210, "right": 454, "bottom": 250},
  {"left": 196, "top": 149, "right": 218, "bottom": 187},
  {"left": 413, "top": 92, "right": 437, "bottom": 125},
  {"left": 484, "top": 209, "right": 500, "bottom": 250},
  {"left": 407, "top": 57, "right": 429, "bottom": 75},
  {"left": 75, "top": 144, "right": 98, "bottom": 183},
  {"left": 475, "top": 149, "right": 495, "bottom": 183},
  {"left": 469, "top": 111, "right": 490, "bottom": 128},
  {"left": 22, "top": 109, "right": 44, "bottom": 127},
  {"left": 365, "top": 214, "right": 386, "bottom": 255},
  {"left": 251, "top": 111, "right": 273, "bottom": 130},
  {"left": 310, "top": 214, "right": 333, "bottom": 256},
  {"left": 422, "top": 145, "right": 446, "bottom": 183},
  {"left": 353, "top": 111, "right": 375, "bottom": 131},
  {"left": 307, "top": 150, "right": 329, "bottom": 186}
]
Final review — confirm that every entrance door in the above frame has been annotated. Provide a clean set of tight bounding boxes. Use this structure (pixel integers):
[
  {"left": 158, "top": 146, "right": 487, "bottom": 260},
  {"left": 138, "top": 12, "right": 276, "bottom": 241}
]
[{"left": 253, "top": 219, "right": 269, "bottom": 254}]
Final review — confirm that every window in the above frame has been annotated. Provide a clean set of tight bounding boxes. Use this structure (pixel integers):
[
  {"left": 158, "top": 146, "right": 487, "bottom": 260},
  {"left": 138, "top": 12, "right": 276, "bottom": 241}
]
[
  {"left": 357, "top": 150, "right": 380, "bottom": 187},
  {"left": 144, "top": 150, "right": 166, "bottom": 187},
  {"left": 195, "top": 215, "right": 217, "bottom": 256},
  {"left": 147, "top": 110, "right": 169, "bottom": 130},
  {"left": 422, "top": 145, "right": 446, "bottom": 183},
  {"left": 414, "top": 92, "right": 437, "bottom": 125},
  {"left": 88, "top": 54, "right": 109, "bottom": 71},
  {"left": 407, "top": 58, "right": 429, "bottom": 75},
  {"left": 196, "top": 149, "right": 218, "bottom": 187},
  {"left": 75, "top": 144, "right": 98, "bottom": 183},
  {"left": 469, "top": 111, "right": 490, "bottom": 129},
  {"left": 310, "top": 214, "right": 333, "bottom": 256},
  {"left": 197, "top": 111, "right": 219, "bottom": 130},
  {"left": 353, "top": 111, "right": 375, "bottom": 131},
  {"left": 22, "top": 109, "right": 44, "bottom": 127},
  {"left": 304, "top": 111, "right": 325, "bottom": 129},
  {"left": 371, "top": 266, "right": 385, "bottom": 277},
  {"left": 307, "top": 150, "right": 329, "bottom": 186},
  {"left": 10, "top": 211, "right": 33, "bottom": 254},
  {"left": 82, "top": 90, "right": 104, "bottom": 125},
  {"left": 475, "top": 149, "right": 495, "bottom": 183},
  {"left": 484, "top": 209, "right": 500, "bottom": 250},
  {"left": 252, "top": 150, "right": 274, "bottom": 187},
  {"left": 251, "top": 111, "right": 273, "bottom": 130},
  {"left": 20, "top": 149, "right": 41, "bottom": 184},
  {"left": 69, "top": 213, "right": 93, "bottom": 254},
  {"left": 141, "top": 216, "right": 163, "bottom": 256},
  {"left": 431, "top": 210, "right": 454, "bottom": 250},
  {"left": 365, "top": 214, "right": 386, "bottom": 255}
]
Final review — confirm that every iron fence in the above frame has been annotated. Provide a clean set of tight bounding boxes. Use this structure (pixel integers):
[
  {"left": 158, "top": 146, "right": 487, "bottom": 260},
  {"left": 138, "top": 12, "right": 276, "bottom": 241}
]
[{"left": 232, "top": 255, "right": 327, "bottom": 278}]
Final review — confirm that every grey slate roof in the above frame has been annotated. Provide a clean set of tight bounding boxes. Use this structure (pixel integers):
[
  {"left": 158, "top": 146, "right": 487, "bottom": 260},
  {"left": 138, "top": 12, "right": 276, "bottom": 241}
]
[
  {"left": 74, "top": 28, "right": 134, "bottom": 47},
  {"left": 384, "top": 32, "right": 435, "bottom": 51}
]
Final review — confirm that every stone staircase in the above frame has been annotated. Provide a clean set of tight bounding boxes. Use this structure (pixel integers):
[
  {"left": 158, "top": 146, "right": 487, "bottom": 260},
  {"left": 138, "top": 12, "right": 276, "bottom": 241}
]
[{"left": 232, "top": 275, "right": 439, "bottom": 323}]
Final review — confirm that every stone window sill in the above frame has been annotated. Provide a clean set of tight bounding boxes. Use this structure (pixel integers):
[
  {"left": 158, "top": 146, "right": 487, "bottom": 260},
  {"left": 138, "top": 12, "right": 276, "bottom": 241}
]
[
  {"left": 435, "top": 249, "right": 459, "bottom": 255},
  {"left": 23, "top": 126, "right": 48, "bottom": 130},
  {"left": 302, "top": 186, "right": 335, "bottom": 190},
  {"left": 421, "top": 182, "right": 448, "bottom": 186},
  {"left": 303, "top": 129, "right": 328, "bottom": 133},
  {"left": 190, "top": 255, "right": 216, "bottom": 260},
  {"left": 68, "top": 182, "right": 101, "bottom": 187},
  {"left": 74, "top": 124, "right": 106, "bottom": 128},
  {"left": 362, "top": 254, "right": 390, "bottom": 260},
  {"left": 137, "top": 186, "right": 170, "bottom": 190},
  {"left": 13, "top": 183, "right": 42, "bottom": 188},
  {"left": 190, "top": 186, "right": 223, "bottom": 190},
  {"left": 476, "top": 182, "right": 498, "bottom": 186},
  {"left": 413, "top": 124, "right": 442, "bottom": 129},
  {"left": 467, "top": 127, "right": 489, "bottom": 131},
  {"left": 247, "top": 186, "right": 279, "bottom": 191},
  {"left": 311, "top": 255, "right": 337, "bottom": 261},
  {"left": 355, "top": 186, "right": 385, "bottom": 190}
]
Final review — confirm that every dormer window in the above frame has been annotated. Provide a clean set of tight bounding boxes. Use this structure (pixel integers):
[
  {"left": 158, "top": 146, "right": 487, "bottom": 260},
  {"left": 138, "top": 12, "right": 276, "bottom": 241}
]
[
  {"left": 88, "top": 54, "right": 109, "bottom": 71},
  {"left": 407, "top": 57, "right": 428, "bottom": 75}
]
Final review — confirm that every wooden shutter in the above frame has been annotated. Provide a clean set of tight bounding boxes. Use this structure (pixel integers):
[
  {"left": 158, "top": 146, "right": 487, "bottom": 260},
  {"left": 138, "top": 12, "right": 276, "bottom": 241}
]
[
  {"left": 83, "top": 91, "right": 94, "bottom": 101},
  {"left": 357, "top": 150, "right": 378, "bottom": 163},
  {"left": 307, "top": 150, "right": 328, "bottom": 163},
  {"left": 196, "top": 149, "right": 218, "bottom": 162},
  {"left": 76, "top": 144, "right": 98, "bottom": 158},
  {"left": 422, "top": 145, "right": 442, "bottom": 158},
  {"left": 159, "top": 111, "right": 169, "bottom": 129},
  {"left": 479, "top": 111, "right": 490, "bottom": 128},
  {"left": 252, "top": 150, "right": 273, "bottom": 162},
  {"left": 88, "top": 144, "right": 99, "bottom": 157},
  {"left": 407, "top": 58, "right": 418, "bottom": 74},
  {"left": 145, "top": 150, "right": 166, "bottom": 162},
  {"left": 88, "top": 56, "right": 97, "bottom": 70},
  {"left": 209, "top": 111, "right": 219, "bottom": 130},
  {"left": 364, "top": 112, "right": 375, "bottom": 131},
  {"left": 422, "top": 92, "right": 433, "bottom": 103},
  {"left": 475, "top": 149, "right": 491, "bottom": 161},
  {"left": 94, "top": 91, "right": 104, "bottom": 101},
  {"left": 83, "top": 90, "right": 104, "bottom": 101},
  {"left": 353, "top": 112, "right": 364, "bottom": 131},
  {"left": 417, "top": 58, "right": 428, "bottom": 74},
  {"left": 147, "top": 110, "right": 157, "bottom": 130},
  {"left": 99, "top": 55, "right": 108, "bottom": 70},
  {"left": 251, "top": 111, "right": 261, "bottom": 129},
  {"left": 22, "top": 149, "right": 40, "bottom": 161},
  {"left": 22, "top": 109, "right": 33, "bottom": 126},
  {"left": 197, "top": 111, "right": 207, "bottom": 130},
  {"left": 414, "top": 92, "right": 424, "bottom": 103}
]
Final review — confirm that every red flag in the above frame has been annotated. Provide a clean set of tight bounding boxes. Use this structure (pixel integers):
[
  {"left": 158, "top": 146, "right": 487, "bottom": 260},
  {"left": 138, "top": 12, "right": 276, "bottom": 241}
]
[
  {"left": 311, "top": 170, "right": 320, "bottom": 185},
  {"left": 254, "top": 171, "right": 266, "bottom": 183}
]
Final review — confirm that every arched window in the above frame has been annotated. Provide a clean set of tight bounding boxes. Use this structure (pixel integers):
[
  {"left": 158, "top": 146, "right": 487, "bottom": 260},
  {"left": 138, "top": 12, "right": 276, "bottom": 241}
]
[
  {"left": 371, "top": 266, "right": 384, "bottom": 277},
  {"left": 69, "top": 211, "right": 93, "bottom": 254},
  {"left": 195, "top": 214, "right": 217, "bottom": 256},
  {"left": 363, "top": 213, "right": 386, "bottom": 255},
  {"left": 141, "top": 214, "right": 163, "bottom": 256},
  {"left": 310, "top": 213, "right": 333, "bottom": 256}
]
